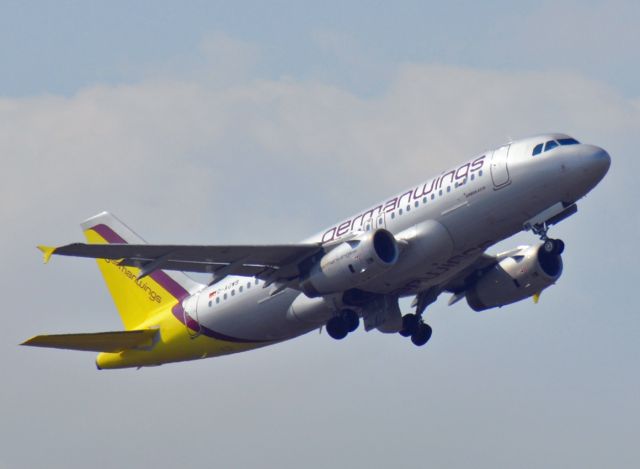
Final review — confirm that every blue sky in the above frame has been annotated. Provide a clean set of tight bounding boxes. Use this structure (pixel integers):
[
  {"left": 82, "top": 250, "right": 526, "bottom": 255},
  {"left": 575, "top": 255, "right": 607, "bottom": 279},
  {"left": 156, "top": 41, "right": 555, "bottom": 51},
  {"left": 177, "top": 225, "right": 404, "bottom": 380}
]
[
  {"left": 4, "top": 1, "right": 639, "bottom": 97},
  {"left": 1, "top": 2, "right": 639, "bottom": 468}
]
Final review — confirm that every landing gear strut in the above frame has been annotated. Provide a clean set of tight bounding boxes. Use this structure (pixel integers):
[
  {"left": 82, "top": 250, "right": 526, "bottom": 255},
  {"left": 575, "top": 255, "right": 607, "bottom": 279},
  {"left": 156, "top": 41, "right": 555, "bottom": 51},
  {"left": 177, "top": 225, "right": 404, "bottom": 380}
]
[
  {"left": 531, "top": 222, "right": 565, "bottom": 255},
  {"left": 326, "top": 309, "right": 359, "bottom": 340}
]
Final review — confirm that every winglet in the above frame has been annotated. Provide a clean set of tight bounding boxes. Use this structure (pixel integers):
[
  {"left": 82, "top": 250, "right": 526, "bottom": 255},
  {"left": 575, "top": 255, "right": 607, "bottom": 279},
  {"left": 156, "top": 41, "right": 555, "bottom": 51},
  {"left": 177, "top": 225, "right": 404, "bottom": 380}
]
[
  {"left": 37, "top": 245, "right": 56, "bottom": 264},
  {"left": 533, "top": 292, "right": 541, "bottom": 304}
]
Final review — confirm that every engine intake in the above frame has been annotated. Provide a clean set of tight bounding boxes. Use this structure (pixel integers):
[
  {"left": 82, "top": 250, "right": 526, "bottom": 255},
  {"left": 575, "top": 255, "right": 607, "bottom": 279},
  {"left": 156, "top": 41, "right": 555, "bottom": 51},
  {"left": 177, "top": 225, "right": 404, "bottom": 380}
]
[
  {"left": 301, "top": 229, "right": 399, "bottom": 297},
  {"left": 466, "top": 243, "right": 563, "bottom": 311}
]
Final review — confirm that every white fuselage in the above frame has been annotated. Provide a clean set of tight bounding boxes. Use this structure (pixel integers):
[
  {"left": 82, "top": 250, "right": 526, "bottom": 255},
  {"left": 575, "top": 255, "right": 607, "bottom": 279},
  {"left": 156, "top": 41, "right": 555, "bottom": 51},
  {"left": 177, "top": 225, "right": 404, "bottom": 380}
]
[{"left": 183, "top": 134, "right": 610, "bottom": 343}]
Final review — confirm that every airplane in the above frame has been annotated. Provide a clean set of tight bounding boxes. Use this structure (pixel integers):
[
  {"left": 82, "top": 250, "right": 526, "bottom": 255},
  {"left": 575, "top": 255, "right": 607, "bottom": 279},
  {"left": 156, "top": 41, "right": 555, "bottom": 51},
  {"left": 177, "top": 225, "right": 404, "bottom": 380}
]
[{"left": 23, "top": 133, "right": 611, "bottom": 369}]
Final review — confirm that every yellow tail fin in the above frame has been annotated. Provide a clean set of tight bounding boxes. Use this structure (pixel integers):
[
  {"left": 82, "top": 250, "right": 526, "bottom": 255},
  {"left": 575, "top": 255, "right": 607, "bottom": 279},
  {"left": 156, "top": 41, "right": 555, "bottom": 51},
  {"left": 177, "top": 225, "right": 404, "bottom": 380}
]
[{"left": 81, "top": 212, "right": 203, "bottom": 330}]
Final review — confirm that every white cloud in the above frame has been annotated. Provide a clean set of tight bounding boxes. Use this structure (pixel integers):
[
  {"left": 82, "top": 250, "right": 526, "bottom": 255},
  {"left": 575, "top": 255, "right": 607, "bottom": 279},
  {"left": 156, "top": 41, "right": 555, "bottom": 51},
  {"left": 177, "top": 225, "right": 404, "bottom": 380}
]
[{"left": 1, "top": 61, "right": 637, "bottom": 248}]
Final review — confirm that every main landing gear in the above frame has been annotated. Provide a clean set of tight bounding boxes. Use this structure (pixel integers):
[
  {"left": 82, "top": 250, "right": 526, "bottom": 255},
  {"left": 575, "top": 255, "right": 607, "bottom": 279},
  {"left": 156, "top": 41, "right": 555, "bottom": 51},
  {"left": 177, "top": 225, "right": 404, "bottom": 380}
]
[
  {"left": 326, "top": 309, "right": 359, "bottom": 340},
  {"left": 325, "top": 308, "right": 432, "bottom": 346},
  {"left": 399, "top": 313, "right": 432, "bottom": 346},
  {"left": 399, "top": 288, "right": 437, "bottom": 347}
]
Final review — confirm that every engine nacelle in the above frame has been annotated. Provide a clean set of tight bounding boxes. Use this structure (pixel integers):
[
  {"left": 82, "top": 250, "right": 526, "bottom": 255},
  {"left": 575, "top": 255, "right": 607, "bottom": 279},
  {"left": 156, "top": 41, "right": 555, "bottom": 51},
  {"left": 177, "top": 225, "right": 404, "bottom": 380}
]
[
  {"left": 466, "top": 244, "right": 563, "bottom": 311},
  {"left": 301, "top": 229, "right": 399, "bottom": 297}
]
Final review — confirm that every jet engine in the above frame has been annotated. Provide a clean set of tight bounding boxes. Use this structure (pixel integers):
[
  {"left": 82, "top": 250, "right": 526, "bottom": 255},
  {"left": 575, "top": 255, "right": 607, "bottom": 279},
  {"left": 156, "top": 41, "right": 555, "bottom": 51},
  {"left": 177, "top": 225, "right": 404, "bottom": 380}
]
[
  {"left": 301, "top": 229, "right": 399, "bottom": 297},
  {"left": 466, "top": 243, "right": 563, "bottom": 311}
]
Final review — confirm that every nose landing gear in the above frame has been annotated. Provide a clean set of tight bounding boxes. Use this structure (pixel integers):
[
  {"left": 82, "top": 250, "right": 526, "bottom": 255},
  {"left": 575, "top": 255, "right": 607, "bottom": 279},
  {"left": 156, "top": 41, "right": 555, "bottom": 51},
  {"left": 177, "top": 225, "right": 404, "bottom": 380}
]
[
  {"left": 531, "top": 222, "right": 565, "bottom": 255},
  {"left": 542, "top": 238, "right": 565, "bottom": 255}
]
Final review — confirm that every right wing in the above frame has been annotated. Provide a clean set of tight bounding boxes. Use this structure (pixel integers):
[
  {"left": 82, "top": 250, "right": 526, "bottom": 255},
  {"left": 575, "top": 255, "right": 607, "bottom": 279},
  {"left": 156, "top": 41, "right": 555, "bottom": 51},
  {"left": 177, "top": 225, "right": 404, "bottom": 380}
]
[
  {"left": 441, "top": 247, "right": 528, "bottom": 295},
  {"left": 440, "top": 253, "right": 498, "bottom": 295}
]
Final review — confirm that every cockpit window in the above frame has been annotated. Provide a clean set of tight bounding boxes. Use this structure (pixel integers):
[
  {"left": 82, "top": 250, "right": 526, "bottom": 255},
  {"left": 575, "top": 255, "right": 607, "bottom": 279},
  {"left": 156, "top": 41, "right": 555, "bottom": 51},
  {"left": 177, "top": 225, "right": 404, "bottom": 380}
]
[{"left": 532, "top": 137, "right": 580, "bottom": 156}]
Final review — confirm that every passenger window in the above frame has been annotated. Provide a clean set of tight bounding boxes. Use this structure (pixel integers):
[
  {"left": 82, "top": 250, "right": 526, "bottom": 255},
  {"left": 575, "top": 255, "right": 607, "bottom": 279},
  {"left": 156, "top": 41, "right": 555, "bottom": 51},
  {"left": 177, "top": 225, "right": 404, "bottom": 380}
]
[
  {"left": 431, "top": 193, "right": 435, "bottom": 200},
  {"left": 422, "top": 197, "right": 427, "bottom": 203},
  {"left": 532, "top": 143, "right": 543, "bottom": 156},
  {"left": 216, "top": 297, "right": 220, "bottom": 304},
  {"left": 239, "top": 286, "right": 243, "bottom": 293},
  {"left": 406, "top": 205, "right": 410, "bottom": 212},
  {"left": 224, "top": 293, "right": 228, "bottom": 300},
  {"left": 447, "top": 186, "right": 451, "bottom": 193},
  {"left": 208, "top": 300, "right": 212, "bottom": 307},
  {"left": 247, "top": 282, "right": 251, "bottom": 289},
  {"left": 414, "top": 201, "right": 419, "bottom": 208},
  {"left": 399, "top": 209, "right": 403, "bottom": 215},
  {"left": 544, "top": 140, "right": 559, "bottom": 152}
]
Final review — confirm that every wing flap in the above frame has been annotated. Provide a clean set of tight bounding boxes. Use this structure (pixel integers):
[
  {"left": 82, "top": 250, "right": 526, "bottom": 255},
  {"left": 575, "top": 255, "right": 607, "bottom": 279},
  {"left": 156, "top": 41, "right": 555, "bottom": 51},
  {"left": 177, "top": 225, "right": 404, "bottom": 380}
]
[{"left": 21, "top": 329, "right": 157, "bottom": 352}]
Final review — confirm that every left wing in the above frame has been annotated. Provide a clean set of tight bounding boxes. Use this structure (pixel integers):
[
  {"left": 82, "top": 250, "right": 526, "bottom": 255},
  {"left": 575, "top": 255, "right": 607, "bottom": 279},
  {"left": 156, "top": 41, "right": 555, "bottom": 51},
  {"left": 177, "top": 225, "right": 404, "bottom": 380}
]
[
  {"left": 38, "top": 243, "right": 322, "bottom": 284},
  {"left": 21, "top": 330, "right": 157, "bottom": 352}
]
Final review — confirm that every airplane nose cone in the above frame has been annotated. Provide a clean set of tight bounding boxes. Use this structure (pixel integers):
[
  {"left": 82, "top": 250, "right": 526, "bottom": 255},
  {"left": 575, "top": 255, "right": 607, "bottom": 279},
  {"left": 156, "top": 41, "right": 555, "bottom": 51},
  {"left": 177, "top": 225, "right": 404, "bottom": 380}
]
[
  {"left": 560, "top": 143, "right": 610, "bottom": 201},
  {"left": 588, "top": 146, "right": 611, "bottom": 181}
]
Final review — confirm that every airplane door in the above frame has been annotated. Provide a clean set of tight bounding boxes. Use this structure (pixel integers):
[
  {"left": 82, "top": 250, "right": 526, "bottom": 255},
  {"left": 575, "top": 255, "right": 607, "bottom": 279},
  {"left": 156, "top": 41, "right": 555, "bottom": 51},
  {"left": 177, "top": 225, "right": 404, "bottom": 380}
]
[{"left": 490, "top": 144, "right": 511, "bottom": 189}]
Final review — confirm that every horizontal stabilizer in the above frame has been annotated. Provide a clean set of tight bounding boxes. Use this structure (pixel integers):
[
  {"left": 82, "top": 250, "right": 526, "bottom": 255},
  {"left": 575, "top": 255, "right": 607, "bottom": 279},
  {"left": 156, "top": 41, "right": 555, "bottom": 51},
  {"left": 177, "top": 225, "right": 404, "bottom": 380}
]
[{"left": 21, "top": 329, "right": 157, "bottom": 352}]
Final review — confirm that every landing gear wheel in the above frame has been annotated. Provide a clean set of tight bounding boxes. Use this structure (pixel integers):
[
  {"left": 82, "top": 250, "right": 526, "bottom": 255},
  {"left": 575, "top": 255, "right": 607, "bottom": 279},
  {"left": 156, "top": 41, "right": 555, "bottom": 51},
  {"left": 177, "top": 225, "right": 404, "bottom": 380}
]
[
  {"left": 543, "top": 238, "right": 565, "bottom": 255},
  {"left": 542, "top": 238, "right": 556, "bottom": 254},
  {"left": 341, "top": 309, "right": 359, "bottom": 333},
  {"left": 326, "top": 316, "right": 348, "bottom": 340},
  {"left": 411, "top": 323, "right": 432, "bottom": 347},
  {"left": 400, "top": 314, "right": 419, "bottom": 337}
]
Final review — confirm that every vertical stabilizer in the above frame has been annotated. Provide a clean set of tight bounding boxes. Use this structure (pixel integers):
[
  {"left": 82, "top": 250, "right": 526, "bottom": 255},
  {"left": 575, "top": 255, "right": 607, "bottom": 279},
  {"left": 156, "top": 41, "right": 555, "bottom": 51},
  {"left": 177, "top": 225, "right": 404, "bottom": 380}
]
[{"left": 81, "top": 211, "right": 203, "bottom": 330}]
